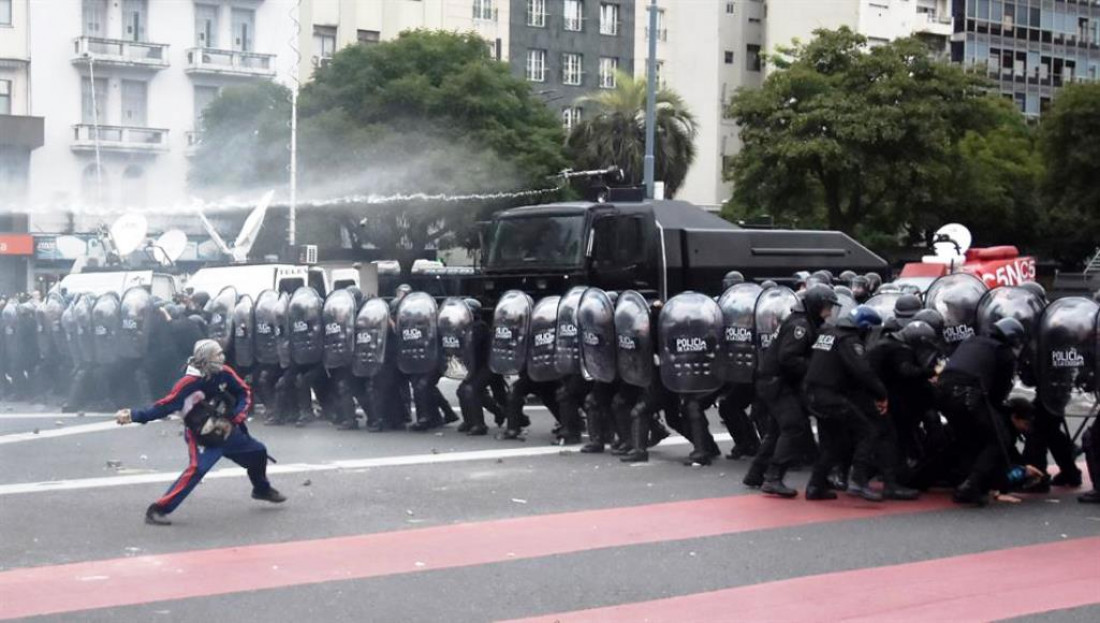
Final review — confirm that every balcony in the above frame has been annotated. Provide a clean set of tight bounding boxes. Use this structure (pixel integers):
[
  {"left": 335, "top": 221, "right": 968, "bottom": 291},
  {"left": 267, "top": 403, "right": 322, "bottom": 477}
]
[
  {"left": 915, "top": 12, "right": 953, "bottom": 37},
  {"left": 72, "top": 37, "right": 169, "bottom": 70},
  {"left": 71, "top": 124, "right": 169, "bottom": 153},
  {"left": 185, "top": 48, "right": 277, "bottom": 78},
  {"left": 0, "top": 115, "right": 45, "bottom": 149}
]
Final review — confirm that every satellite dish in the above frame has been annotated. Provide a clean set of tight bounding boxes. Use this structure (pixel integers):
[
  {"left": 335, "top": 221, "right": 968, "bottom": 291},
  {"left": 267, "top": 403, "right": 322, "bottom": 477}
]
[
  {"left": 152, "top": 229, "right": 188, "bottom": 265},
  {"left": 55, "top": 236, "right": 88, "bottom": 260},
  {"left": 232, "top": 190, "right": 273, "bottom": 262},
  {"left": 109, "top": 213, "right": 149, "bottom": 256},
  {"left": 932, "top": 223, "right": 972, "bottom": 258}
]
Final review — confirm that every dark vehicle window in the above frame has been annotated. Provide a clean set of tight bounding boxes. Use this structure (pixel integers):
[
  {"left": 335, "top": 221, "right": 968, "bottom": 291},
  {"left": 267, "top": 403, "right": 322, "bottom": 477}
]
[
  {"left": 594, "top": 216, "right": 644, "bottom": 265},
  {"left": 308, "top": 271, "right": 327, "bottom": 297},
  {"left": 280, "top": 278, "right": 304, "bottom": 294},
  {"left": 487, "top": 215, "right": 585, "bottom": 268}
]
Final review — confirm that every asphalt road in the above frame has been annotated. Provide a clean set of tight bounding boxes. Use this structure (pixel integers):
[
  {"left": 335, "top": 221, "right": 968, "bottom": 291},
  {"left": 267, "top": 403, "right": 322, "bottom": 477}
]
[{"left": 0, "top": 385, "right": 1098, "bottom": 622}]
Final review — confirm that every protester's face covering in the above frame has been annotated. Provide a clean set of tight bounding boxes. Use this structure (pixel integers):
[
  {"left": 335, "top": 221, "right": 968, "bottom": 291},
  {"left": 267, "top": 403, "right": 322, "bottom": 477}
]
[{"left": 190, "top": 339, "right": 226, "bottom": 376}]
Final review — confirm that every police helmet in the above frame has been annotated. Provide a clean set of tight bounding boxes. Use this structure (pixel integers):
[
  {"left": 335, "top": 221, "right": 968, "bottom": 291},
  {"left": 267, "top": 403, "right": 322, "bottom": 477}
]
[
  {"left": 834, "top": 285, "right": 854, "bottom": 299},
  {"left": 760, "top": 280, "right": 778, "bottom": 290},
  {"left": 464, "top": 298, "right": 482, "bottom": 314},
  {"left": 722, "top": 270, "right": 746, "bottom": 290},
  {"left": 912, "top": 308, "right": 945, "bottom": 336},
  {"left": 992, "top": 317, "right": 1026, "bottom": 349},
  {"left": 865, "top": 272, "right": 883, "bottom": 293},
  {"left": 839, "top": 270, "right": 858, "bottom": 285},
  {"left": 811, "top": 270, "right": 833, "bottom": 285},
  {"left": 803, "top": 284, "right": 840, "bottom": 319},
  {"left": 896, "top": 319, "right": 937, "bottom": 347},
  {"left": 1018, "top": 281, "right": 1046, "bottom": 301},
  {"left": 840, "top": 305, "right": 883, "bottom": 332},
  {"left": 894, "top": 294, "right": 922, "bottom": 319}
]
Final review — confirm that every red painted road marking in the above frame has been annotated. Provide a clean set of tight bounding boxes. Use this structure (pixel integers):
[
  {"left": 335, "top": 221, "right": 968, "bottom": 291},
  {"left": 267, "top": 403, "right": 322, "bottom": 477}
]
[
  {"left": 0, "top": 494, "right": 955, "bottom": 620},
  {"left": 509, "top": 537, "right": 1100, "bottom": 623}
]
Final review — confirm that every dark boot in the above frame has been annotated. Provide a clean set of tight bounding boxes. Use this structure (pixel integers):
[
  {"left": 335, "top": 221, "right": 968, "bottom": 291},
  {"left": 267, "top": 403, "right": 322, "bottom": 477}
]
[
  {"left": 882, "top": 482, "right": 921, "bottom": 501},
  {"left": 144, "top": 503, "right": 171, "bottom": 526},
  {"left": 621, "top": 415, "right": 650, "bottom": 463},
  {"left": 252, "top": 487, "right": 287, "bottom": 503},
  {"left": 1078, "top": 490, "right": 1100, "bottom": 504},
  {"left": 761, "top": 464, "right": 797, "bottom": 498},
  {"left": 743, "top": 462, "right": 766, "bottom": 488},
  {"left": 805, "top": 486, "right": 838, "bottom": 500},
  {"left": 466, "top": 424, "right": 488, "bottom": 436},
  {"left": 1051, "top": 469, "right": 1083, "bottom": 488},
  {"left": 952, "top": 479, "right": 988, "bottom": 506},
  {"left": 847, "top": 468, "right": 883, "bottom": 502},
  {"left": 648, "top": 418, "right": 670, "bottom": 447}
]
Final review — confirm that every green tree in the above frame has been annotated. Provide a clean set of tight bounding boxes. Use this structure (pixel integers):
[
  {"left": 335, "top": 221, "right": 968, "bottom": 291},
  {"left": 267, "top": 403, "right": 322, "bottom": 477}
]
[
  {"left": 565, "top": 71, "right": 697, "bottom": 197},
  {"left": 1039, "top": 82, "right": 1100, "bottom": 268},
  {"left": 191, "top": 30, "right": 568, "bottom": 259},
  {"left": 723, "top": 28, "right": 1034, "bottom": 252}
]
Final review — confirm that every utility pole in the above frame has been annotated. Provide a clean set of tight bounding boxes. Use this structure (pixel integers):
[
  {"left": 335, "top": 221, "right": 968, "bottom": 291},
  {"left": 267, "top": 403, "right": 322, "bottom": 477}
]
[
  {"left": 87, "top": 55, "right": 103, "bottom": 208},
  {"left": 643, "top": 0, "right": 658, "bottom": 199}
]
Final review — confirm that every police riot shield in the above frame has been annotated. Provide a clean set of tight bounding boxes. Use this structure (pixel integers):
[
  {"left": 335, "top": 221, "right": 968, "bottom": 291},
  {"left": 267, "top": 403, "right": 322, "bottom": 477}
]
[
  {"left": 274, "top": 293, "right": 291, "bottom": 368},
  {"left": 44, "top": 294, "right": 67, "bottom": 362},
  {"left": 615, "top": 290, "right": 655, "bottom": 388},
  {"left": 233, "top": 295, "right": 255, "bottom": 368},
  {"left": 489, "top": 290, "right": 533, "bottom": 376},
  {"left": 118, "top": 286, "right": 153, "bottom": 360},
  {"left": 395, "top": 291, "right": 439, "bottom": 375},
  {"left": 34, "top": 301, "right": 53, "bottom": 360},
  {"left": 826, "top": 290, "right": 859, "bottom": 327},
  {"left": 289, "top": 287, "right": 324, "bottom": 366},
  {"left": 322, "top": 289, "right": 356, "bottom": 370},
  {"left": 658, "top": 292, "right": 723, "bottom": 394},
  {"left": 1, "top": 302, "right": 17, "bottom": 368},
  {"left": 16, "top": 303, "right": 38, "bottom": 364},
  {"left": 527, "top": 296, "right": 562, "bottom": 383},
  {"left": 438, "top": 297, "right": 475, "bottom": 380},
  {"left": 753, "top": 286, "right": 799, "bottom": 358},
  {"left": 74, "top": 295, "right": 97, "bottom": 365},
  {"left": 865, "top": 292, "right": 902, "bottom": 324},
  {"left": 716, "top": 283, "right": 763, "bottom": 384},
  {"left": 578, "top": 288, "right": 617, "bottom": 384},
  {"left": 353, "top": 297, "right": 390, "bottom": 378},
  {"left": 554, "top": 286, "right": 586, "bottom": 376},
  {"left": 1035, "top": 297, "right": 1099, "bottom": 415},
  {"left": 253, "top": 290, "right": 280, "bottom": 366},
  {"left": 207, "top": 287, "right": 237, "bottom": 351},
  {"left": 61, "top": 298, "right": 81, "bottom": 365},
  {"left": 976, "top": 286, "right": 1045, "bottom": 341},
  {"left": 91, "top": 292, "right": 121, "bottom": 365},
  {"left": 924, "top": 273, "right": 988, "bottom": 353}
]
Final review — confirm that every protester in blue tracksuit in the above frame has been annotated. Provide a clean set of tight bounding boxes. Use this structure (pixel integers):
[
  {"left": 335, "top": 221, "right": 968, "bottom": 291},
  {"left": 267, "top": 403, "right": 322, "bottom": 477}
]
[{"left": 116, "top": 339, "right": 286, "bottom": 525}]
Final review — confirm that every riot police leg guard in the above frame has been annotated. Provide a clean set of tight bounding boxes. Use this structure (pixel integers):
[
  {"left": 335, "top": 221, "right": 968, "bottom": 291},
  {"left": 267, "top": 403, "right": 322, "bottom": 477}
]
[
  {"left": 764, "top": 389, "right": 812, "bottom": 495},
  {"left": 294, "top": 366, "right": 323, "bottom": 427},
  {"left": 719, "top": 386, "right": 760, "bottom": 460},
  {"left": 556, "top": 376, "right": 587, "bottom": 446},
  {"left": 457, "top": 367, "right": 490, "bottom": 436},
  {"left": 331, "top": 370, "right": 358, "bottom": 430},
  {"left": 63, "top": 366, "right": 93, "bottom": 412},
  {"left": 621, "top": 388, "right": 657, "bottom": 463},
  {"left": 682, "top": 397, "right": 719, "bottom": 465},
  {"left": 745, "top": 379, "right": 780, "bottom": 487},
  {"left": 500, "top": 374, "right": 533, "bottom": 440},
  {"left": 610, "top": 386, "right": 637, "bottom": 455},
  {"left": 580, "top": 383, "right": 615, "bottom": 451},
  {"left": 409, "top": 373, "right": 444, "bottom": 431},
  {"left": 1078, "top": 424, "right": 1100, "bottom": 504}
]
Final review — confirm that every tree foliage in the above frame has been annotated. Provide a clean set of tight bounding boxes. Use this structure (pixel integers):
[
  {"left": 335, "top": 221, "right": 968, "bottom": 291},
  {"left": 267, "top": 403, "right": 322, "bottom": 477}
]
[
  {"left": 566, "top": 71, "right": 697, "bottom": 197},
  {"left": 1038, "top": 82, "right": 1100, "bottom": 268},
  {"left": 191, "top": 30, "right": 568, "bottom": 258},
  {"left": 723, "top": 28, "right": 1040, "bottom": 254}
]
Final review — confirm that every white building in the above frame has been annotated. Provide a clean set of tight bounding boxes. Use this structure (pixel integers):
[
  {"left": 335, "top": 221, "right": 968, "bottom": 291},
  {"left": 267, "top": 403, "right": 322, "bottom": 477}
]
[
  {"left": 634, "top": 0, "right": 765, "bottom": 210},
  {"left": 24, "top": 0, "right": 299, "bottom": 233}
]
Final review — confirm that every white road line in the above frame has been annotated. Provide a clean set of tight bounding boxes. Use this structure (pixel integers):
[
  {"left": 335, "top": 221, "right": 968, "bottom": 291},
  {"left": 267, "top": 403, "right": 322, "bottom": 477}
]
[
  {"left": 0, "top": 434, "right": 732, "bottom": 497},
  {"left": 0, "top": 420, "right": 140, "bottom": 446},
  {"left": 0, "top": 413, "right": 112, "bottom": 420}
]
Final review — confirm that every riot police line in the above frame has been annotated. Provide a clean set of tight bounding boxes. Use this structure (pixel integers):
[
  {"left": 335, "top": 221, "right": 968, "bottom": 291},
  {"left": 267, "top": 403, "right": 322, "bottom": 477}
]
[{"left": 2, "top": 267, "right": 1099, "bottom": 506}]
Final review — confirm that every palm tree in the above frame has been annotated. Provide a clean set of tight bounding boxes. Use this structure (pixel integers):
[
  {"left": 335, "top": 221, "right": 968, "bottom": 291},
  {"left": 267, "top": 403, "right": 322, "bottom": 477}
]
[{"left": 566, "top": 71, "right": 697, "bottom": 198}]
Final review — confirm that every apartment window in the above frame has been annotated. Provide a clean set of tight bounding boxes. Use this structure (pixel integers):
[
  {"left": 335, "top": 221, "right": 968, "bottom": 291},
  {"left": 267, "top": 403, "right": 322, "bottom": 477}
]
[
  {"left": 121, "top": 80, "right": 147, "bottom": 126},
  {"left": 600, "top": 3, "right": 619, "bottom": 36},
  {"left": 562, "top": 52, "right": 583, "bottom": 85},
  {"left": 599, "top": 57, "right": 618, "bottom": 88},
  {"left": 527, "top": 0, "right": 547, "bottom": 27},
  {"left": 195, "top": 4, "right": 219, "bottom": 48},
  {"left": 646, "top": 8, "right": 667, "bottom": 41},
  {"left": 1, "top": 0, "right": 11, "bottom": 26},
  {"left": 724, "top": 50, "right": 734, "bottom": 64},
  {"left": 0, "top": 80, "right": 10, "bottom": 115},
  {"left": 526, "top": 49, "right": 547, "bottom": 82},
  {"left": 81, "top": 78, "right": 107, "bottom": 124},
  {"left": 473, "top": 0, "right": 496, "bottom": 21},
  {"left": 564, "top": 0, "right": 584, "bottom": 32},
  {"left": 314, "top": 26, "right": 337, "bottom": 60},
  {"left": 231, "top": 8, "right": 255, "bottom": 52},
  {"left": 194, "top": 86, "right": 219, "bottom": 126},
  {"left": 357, "top": 29, "right": 380, "bottom": 45},
  {"left": 655, "top": 60, "right": 664, "bottom": 87},
  {"left": 83, "top": 0, "right": 107, "bottom": 36},
  {"left": 562, "top": 106, "right": 583, "bottom": 132},
  {"left": 122, "top": 0, "right": 148, "bottom": 42},
  {"left": 726, "top": 2, "right": 735, "bottom": 15},
  {"left": 746, "top": 44, "right": 762, "bottom": 71}
]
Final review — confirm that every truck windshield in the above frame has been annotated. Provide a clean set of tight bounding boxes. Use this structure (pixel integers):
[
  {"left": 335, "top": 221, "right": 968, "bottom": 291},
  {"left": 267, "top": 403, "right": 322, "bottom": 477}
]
[{"left": 487, "top": 215, "right": 585, "bottom": 269}]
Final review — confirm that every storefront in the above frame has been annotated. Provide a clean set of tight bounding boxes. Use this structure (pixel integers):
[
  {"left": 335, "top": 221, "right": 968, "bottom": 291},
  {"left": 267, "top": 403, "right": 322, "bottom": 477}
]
[{"left": 0, "top": 233, "right": 34, "bottom": 295}]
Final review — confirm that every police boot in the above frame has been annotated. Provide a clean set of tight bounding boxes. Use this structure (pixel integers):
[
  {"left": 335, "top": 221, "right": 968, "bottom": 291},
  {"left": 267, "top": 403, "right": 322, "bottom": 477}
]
[
  {"left": 621, "top": 416, "right": 650, "bottom": 463},
  {"left": 882, "top": 481, "right": 920, "bottom": 501},
  {"left": 466, "top": 423, "right": 488, "bottom": 436},
  {"left": 952, "top": 479, "right": 988, "bottom": 506},
  {"left": 805, "top": 485, "right": 838, "bottom": 500},
  {"left": 742, "top": 461, "right": 767, "bottom": 488},
  {"left": 827, "top": 466, "right": 848, "bottom": 492},
  {"left": 1078, "top": 490, "right": 1100, "bottom": 504},
  {"left": 761, "top": 465, "right": 798, "bottom": 498},
  {"left": 1051, "top": 469, "right": 1082, "bottom": 488},
  {"left": 847, "top": 468, "right": 884, "bottom": 502},
  {"left": 648, "top": 417, "right": 670, "bottom": 448},
  {"left": 580, "top": 410, "right": 604, "bottom": 453}
]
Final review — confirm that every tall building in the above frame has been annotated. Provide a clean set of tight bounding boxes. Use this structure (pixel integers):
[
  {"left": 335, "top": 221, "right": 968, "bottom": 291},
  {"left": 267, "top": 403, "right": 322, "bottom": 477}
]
[
  {"left": 634, "top": 0, "right": 764, "bottom": 209},
  {"left": 0, "top": 0, "right": 42, "bottom": 293},
  {"left": 24, "top": 0, "right": 298, "bottom": 234},
  {"left": 952, "top": 0, "right": 1100, "bottom": 117}
]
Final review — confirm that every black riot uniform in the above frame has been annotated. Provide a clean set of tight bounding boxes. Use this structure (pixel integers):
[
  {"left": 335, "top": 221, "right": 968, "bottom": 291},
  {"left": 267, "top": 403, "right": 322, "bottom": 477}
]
[
  {"left": 745, "top": 285, "right": 838, "bottom": 493},
  {"left": 936, "top": 318, "right": 1023, "bottom": 504},
  {"left": 452, "top": 301, "right": 495, "bottom": 436},
  {"left": 804, "top": 306, "right": 894, "bottom": 501}
]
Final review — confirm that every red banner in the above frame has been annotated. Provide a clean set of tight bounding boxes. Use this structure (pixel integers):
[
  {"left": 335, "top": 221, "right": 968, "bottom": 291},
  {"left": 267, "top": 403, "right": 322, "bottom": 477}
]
[{"left": 0, "top": 234, "right": 34, "bottom": 256}]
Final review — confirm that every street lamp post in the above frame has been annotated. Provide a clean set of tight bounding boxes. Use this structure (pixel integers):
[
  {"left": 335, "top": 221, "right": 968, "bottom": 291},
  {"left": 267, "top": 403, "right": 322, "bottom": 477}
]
[{"left": 643, "top": 0, "right": 658, "bottom": 200}]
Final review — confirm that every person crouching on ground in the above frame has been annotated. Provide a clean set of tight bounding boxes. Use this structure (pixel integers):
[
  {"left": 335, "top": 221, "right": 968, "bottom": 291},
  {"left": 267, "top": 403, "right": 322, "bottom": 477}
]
[{"left": 116, "top": 339, "right": 286, "bottom": 525}]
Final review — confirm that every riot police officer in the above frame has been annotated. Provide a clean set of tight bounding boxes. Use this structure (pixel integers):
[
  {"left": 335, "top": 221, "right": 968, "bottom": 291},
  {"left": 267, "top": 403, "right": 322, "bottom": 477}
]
[
  {"left": 937, "top": 317, "right": 1026, "bottom": 505},
  {"left": 745, "top": 285, "right": 838, "bottom": 495}
]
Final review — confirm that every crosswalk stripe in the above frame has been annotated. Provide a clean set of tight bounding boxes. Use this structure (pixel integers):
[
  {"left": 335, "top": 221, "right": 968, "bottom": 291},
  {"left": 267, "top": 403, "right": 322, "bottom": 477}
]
[
  {"left": 507, "top": 537, "right": 1100, "bottom": 623},
  {"left": 0, "top": 492, "right": 957, "bottom": 620}
]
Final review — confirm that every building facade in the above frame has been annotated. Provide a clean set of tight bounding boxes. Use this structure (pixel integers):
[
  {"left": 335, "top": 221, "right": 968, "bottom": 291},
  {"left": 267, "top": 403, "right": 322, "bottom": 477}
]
[
  {"left": 25, "top": 0, "right": 298, "bottom": 234},
  {"left": 952, "top": 0, "right": 1100, "bottom": 117}
]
